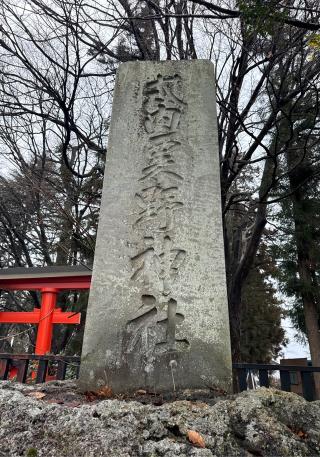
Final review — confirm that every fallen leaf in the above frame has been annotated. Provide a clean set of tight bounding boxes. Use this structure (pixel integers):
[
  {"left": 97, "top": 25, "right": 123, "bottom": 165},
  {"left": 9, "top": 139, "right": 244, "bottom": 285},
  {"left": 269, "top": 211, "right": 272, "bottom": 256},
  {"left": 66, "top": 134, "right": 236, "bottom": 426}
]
[
  {"left": 27, "top": 392, "right": 46, "bottom": 399},
  {"left": 85, "top": 391, "right": 97, "bottom": 402},
  {"left": 296, "top": 429, "right": 308, "bottom": 439},
  {"left": 207, "top": 385, "right": 228, "bottom": 396},
  {"left": 85, "top": 386, "right": 113, "bottom": 401},
  {"left": 187, "top": 430, "right": 205, "bottom": 448},
  {"left": 46, "top": 399, "right": 64, "bottom": 404},
  {"left": 96, "top": 386, "right": 113, "bottom": 399},
  {"left": 135, "top": 389, "right": 147, "bottom": 395},
  {"left": 190, "top": 401, "right": 208, "bottom": 409},
  {"left": 288, "top": 425, "right": 308, "bottom": 440}
]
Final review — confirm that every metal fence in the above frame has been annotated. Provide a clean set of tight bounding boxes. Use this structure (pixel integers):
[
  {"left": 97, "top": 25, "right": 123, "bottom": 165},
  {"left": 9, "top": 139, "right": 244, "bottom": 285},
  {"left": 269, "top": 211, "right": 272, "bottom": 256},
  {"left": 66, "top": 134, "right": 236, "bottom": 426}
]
[
  {"left": 233, "top": 363, "right": 320, "bottom": 401},
  {"left": 1, "top": 355, "right": 320, "bottom": 401},
  {"left": 0, "top": 353, "right": 80, "bottom": 384}
]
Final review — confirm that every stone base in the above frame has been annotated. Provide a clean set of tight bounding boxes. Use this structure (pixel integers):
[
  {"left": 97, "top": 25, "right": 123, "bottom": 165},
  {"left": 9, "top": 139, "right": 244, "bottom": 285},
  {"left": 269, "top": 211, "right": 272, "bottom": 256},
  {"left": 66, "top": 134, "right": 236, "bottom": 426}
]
[{"left": 1, "top": 382, "right": 319, "bottom": 456}]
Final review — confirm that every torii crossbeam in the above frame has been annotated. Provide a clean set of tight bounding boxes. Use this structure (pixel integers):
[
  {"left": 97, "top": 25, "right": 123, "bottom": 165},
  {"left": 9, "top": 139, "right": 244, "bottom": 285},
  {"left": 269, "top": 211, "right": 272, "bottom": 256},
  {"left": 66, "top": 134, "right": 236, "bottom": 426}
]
[{"left": 0, "top": 266, "right": 92, "bottom": 355}]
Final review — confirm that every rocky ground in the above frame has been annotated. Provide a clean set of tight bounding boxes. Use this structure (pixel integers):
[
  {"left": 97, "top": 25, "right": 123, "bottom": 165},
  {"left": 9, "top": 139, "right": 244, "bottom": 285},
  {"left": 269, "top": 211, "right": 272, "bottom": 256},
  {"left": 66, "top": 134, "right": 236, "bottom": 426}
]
[{"left": 0, "top": 380, "right": 320, "bottom": 456}]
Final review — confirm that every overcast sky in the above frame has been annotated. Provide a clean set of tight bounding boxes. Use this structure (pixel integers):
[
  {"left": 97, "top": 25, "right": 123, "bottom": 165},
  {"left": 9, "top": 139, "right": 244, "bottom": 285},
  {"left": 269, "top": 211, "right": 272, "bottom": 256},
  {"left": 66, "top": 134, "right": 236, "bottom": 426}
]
[{"left": 280, "top": 316, "right": 310, "bottom": 361}]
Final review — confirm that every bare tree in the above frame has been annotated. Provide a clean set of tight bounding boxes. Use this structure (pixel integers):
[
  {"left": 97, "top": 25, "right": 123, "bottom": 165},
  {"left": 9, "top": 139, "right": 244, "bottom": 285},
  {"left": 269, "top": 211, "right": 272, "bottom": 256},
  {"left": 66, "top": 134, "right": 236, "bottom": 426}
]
[{"left": 1, "top": 0, "right": 320, "bottom": 362}]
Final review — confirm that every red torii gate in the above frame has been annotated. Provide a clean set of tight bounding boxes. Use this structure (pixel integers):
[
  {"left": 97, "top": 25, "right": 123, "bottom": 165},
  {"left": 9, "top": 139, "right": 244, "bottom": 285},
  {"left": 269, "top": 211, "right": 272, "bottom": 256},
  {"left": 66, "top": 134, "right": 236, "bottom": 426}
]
[{"left": 0, "top": 266, "right": 92, "bottom": 355}]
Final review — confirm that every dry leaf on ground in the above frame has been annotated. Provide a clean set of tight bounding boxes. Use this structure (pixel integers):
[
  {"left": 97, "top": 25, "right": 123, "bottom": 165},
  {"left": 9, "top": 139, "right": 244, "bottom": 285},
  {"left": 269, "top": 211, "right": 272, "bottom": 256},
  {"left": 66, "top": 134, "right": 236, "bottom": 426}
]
[
  {"left": 27, "top": 392, "right": 46, "bottom": 399},
  {"left": 46, "top": 399, "right": 64, "bottom": 405},
  {"left": 187, "top": 430, "right": 205, "bottom": 448},
  {"left": 96, "top": 386, "right": 113, "bottom": 398},
  {"left": 288, "top": 426, "right": 308, "bottom": 440},
  {"left": 85, "top": 386, "right": 113, "bottom": 401}
]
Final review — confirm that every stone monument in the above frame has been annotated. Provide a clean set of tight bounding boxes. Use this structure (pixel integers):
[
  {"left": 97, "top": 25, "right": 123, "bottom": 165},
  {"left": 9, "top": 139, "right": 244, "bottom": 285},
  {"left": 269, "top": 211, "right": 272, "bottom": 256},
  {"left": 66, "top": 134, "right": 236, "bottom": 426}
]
[{"left": 79, "top": 60, "right": 232, "bottom": 393}]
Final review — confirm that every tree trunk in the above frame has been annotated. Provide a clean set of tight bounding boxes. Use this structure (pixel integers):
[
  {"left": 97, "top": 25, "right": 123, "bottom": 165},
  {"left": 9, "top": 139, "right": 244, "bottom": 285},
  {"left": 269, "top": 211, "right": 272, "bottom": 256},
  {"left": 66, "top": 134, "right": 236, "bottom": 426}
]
[
  {"left": 225, "top": 155, "right": 274, "bottom": 365},
  {"left": 290, "top": 202, "right": 320, "bottom": 398},
  {"left": 287, "top": 152, "right": 320, "bottom": 399},
  {"left": 303, "top": 297, "right": 320, "bottom": 399},
  {"left": 292, "top": 220, "right": 320, "bottom": 399}
]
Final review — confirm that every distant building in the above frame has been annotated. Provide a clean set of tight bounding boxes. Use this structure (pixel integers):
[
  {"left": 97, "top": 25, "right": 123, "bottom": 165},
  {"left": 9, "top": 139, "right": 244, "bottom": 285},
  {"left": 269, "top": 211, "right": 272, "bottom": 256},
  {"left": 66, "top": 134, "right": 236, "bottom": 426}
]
[{"left": 280, "top": 358, "right": 314, "bottom": 397}]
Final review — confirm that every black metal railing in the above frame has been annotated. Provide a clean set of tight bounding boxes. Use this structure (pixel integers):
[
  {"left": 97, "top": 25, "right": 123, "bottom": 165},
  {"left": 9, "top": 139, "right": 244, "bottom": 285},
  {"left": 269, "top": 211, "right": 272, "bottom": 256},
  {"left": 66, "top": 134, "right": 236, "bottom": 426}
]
[
  {"left": 233, "top": 363, "right": 320, "bottom": 401},
  {"left": 1, "top": 356, "right": 320, "bottom": 401},
  {"left": 0, "top": 353, "right": 80, "bottom": 383}
]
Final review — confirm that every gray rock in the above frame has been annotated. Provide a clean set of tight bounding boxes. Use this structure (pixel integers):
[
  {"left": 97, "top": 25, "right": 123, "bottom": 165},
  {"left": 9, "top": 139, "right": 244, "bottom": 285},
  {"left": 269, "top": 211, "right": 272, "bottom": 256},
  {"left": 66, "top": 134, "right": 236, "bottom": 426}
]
[{"left": 0, "top": 381, "right": 320, "bottom": 456}]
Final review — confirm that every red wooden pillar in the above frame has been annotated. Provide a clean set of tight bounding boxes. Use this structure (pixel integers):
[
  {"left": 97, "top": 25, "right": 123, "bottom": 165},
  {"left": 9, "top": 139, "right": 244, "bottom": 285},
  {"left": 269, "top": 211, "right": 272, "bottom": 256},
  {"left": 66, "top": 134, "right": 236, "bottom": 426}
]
[{"left": 35, "top": 288, "right": 58, "bottom": 355}]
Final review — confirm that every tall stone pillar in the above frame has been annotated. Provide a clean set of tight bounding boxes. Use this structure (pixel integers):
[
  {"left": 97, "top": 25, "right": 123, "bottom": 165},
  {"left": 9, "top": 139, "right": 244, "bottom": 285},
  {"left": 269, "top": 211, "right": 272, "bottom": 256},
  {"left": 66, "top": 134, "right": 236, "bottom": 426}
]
[{"left": 79, "top": 61, "right": 232, "bottom": 393}]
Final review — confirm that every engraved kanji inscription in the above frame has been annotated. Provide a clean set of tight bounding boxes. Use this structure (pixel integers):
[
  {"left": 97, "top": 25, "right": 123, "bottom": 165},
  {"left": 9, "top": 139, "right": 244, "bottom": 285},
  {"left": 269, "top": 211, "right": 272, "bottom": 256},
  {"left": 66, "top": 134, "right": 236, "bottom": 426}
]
[
  {"left": 134, "top": 186, "right": 183, "bottom": 232},
  {"left": 156, "top": 298, "right": 189, "bottom": 352},
  {"left": 127, "top": 72, "right": 190, "bottom": 362},
  {"left": 143, "top": 74, "right": 186, "bottom": 136},
  {"left": 130, "top": 235, "right": 186, "bottom": 296},
  {"left": 140, "top": 145, "right": 183, "bottom": 183},
  {"left": 159, "top": 236, "right": 186, "bottom": 296},
  {"left": 125, "top": 295, "right": 189, "bottom": 355}
]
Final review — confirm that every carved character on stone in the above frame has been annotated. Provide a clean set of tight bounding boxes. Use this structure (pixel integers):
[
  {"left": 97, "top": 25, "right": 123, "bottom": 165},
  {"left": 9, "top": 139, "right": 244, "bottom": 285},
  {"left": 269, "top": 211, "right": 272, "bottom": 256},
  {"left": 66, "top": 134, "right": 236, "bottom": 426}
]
[
  {"left": 143, "top": 74, "right": 186, "bottom": 136},
  {"left": 134, "top": 186, "right": 183, "bottom": 232},
  {"left": 140, "top": 148, "right": 183, "bottom": 183},
  {"left": 128, "top": 72, "right": 189, "bottom": 360},
  {"left": 131, "top": 235, "right": 186, "bottom": 296},
  {"left": 130, "top": 237, "right": 160, "bottom": 287},
  {"left": 125, "top": 295, "right": 189, "bottom": 356},
  {"left": 159, "top": 236, "right": 186, "bottom": 296}
]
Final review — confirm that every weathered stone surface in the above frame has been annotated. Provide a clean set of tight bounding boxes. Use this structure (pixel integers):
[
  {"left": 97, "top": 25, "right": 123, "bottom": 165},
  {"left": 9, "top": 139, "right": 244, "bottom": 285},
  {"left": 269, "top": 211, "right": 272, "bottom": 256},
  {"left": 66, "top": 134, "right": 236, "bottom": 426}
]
[
  {"left": 1, "top": 381, "right": 320, "bottom": 456},
  {"left": 80, "top": 60, "right": 231, "bottom": 393}
]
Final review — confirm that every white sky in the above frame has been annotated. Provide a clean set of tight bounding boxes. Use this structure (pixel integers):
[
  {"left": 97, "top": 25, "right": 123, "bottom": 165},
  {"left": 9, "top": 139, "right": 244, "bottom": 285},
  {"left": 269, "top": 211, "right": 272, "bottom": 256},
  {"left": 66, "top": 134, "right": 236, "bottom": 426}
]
[{"left": 281, "top": 316, "right": 310, "bottom": 360}]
